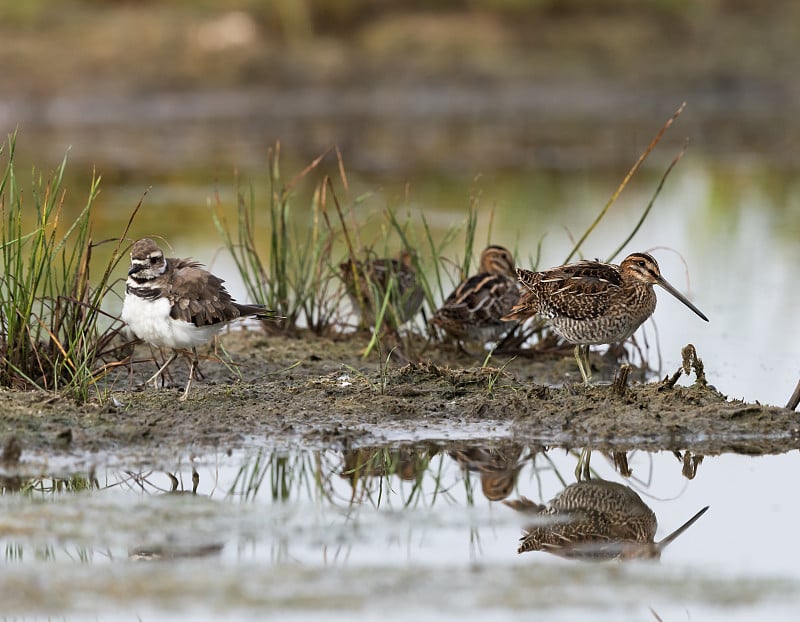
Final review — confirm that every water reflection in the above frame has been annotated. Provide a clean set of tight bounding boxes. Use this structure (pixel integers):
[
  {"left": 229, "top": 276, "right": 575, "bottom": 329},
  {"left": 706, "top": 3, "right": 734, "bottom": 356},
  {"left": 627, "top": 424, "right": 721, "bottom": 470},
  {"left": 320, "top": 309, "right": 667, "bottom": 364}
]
[
  {"left": 505, "top": 479, "right": 708, "bottom": 561},
  {"left": 447, "top": 442, "right": 529, "bottom": 502},
  {"left": 0, "top": 442, "right": 717, "bottom": 570},
  {"left": 0, "top": 443, "right": 796, "bottom": 620}
]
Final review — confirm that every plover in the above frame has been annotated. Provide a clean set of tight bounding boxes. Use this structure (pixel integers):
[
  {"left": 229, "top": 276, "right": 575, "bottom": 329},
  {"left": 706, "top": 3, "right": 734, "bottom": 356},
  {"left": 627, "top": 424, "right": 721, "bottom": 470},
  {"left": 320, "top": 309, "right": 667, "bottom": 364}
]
[{"left": 121, "top": 238, "right": 275, "bottom": 400}]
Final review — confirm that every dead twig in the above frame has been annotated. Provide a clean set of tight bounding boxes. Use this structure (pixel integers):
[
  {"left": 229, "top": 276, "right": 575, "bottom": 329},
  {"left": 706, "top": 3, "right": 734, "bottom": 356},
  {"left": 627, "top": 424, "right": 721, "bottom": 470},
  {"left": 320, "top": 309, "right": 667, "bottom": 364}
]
[
  {"left": 660, "top": 343, "right": 706, "bottom": 389},
  {"left": 612, "top": 363, "right": 631, "bottom": 396},
  {"left": 786, "top": 377, "right": 800, "bottom": 411}
]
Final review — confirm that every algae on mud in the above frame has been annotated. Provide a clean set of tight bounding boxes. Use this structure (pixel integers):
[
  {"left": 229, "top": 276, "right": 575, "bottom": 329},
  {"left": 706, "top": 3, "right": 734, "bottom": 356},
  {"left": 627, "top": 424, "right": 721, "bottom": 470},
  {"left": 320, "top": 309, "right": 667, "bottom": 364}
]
[{"left": 0, "top": 330, "right": 798, "bottom": 459}]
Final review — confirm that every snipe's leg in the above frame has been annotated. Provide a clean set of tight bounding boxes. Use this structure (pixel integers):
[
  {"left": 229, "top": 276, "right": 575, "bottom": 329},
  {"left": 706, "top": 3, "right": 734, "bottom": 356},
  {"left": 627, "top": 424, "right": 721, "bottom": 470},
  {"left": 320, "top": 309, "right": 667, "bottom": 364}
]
[
  {"left": 574, "top": 447, "right": 592, "bottom": 481},
  {"left": 146, "top": 350, "right": 179, "bottom": 390},
  {"left": 180, "top": 347, "right": 200, "bottom": 402},
  {"left": 574, "top": 344, "right": 592, "bottom": 385}
]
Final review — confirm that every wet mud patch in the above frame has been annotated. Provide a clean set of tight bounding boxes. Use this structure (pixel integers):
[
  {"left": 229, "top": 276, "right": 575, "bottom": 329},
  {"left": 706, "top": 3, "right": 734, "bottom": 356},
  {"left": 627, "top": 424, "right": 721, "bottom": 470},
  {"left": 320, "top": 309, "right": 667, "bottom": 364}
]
[{"left": 1, "top": 331, "right": 799, "bottom": 461}]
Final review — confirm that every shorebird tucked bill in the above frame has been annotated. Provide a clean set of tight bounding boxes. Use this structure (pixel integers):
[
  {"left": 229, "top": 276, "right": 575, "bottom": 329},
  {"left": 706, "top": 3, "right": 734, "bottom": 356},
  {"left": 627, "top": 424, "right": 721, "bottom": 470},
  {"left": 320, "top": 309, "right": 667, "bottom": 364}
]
[
  {"left": 505, "top": 479, "right": 709, "bottom": 559},
  {"left": 121, "top": 238, "right": 276, "bottom": 400},
  {"left": 430, "top": 245, "right": 519, "bottom": 349},
  {"left": 339, "top": 249, "right": 425, "bottom": 329}
]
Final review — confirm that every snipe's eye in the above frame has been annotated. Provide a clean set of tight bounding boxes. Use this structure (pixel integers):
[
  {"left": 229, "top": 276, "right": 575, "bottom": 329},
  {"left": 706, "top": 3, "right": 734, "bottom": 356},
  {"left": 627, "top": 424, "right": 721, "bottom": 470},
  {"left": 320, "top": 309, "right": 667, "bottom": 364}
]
[{"left": 637, "top": 260, "right": 646, "bottom": 267}]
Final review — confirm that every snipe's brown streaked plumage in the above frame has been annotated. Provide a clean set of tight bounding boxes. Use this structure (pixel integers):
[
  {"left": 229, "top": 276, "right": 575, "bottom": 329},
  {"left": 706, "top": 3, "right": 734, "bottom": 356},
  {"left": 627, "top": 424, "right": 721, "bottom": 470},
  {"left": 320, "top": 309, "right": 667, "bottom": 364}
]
[
  {"left": 505, "top": 479, "right": 709, "bottom": 560},
  {"left": 430, "top": 245, "right": 519, "bottom": 345},
  {"left": 448, "top": 442, "right": 525, "bottom": 502},
  {"left": 503, "top": 252, "right": 708, "bottom": 383},
  {"left": 340, "top": 249, "right": 425, "bottom": 329}
]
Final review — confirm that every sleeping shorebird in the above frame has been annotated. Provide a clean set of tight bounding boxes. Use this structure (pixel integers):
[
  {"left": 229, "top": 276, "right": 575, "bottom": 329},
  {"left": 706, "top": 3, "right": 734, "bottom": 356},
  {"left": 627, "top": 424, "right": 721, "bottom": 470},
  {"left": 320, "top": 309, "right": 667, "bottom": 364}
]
[
  {"left": 503, "top": 252, "right": 708, "bottom": 383},
  {"left": 121, "top": 238, "right": 276, "bottom": 400},
  {"left": 339, "top": 249, "right": 425, "bottom": 329},
  {"left": 430, "top": 245, "right": 519, "bottom": 348}
]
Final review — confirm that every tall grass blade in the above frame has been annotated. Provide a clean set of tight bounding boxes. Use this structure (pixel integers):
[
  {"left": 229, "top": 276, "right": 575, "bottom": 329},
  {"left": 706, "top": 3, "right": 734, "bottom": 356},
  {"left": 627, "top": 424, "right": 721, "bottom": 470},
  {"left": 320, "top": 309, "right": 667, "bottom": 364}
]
[{"left": 564, "top": 102, "right": 686, "bottom": 263}]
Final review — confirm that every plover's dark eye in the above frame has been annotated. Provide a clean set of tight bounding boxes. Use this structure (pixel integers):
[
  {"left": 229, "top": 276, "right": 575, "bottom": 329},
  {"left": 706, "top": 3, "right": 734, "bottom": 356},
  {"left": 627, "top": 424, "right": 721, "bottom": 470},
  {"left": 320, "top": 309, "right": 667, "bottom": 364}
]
[{"left": 150, "top": 256, "right": 159, "bottom": 264}]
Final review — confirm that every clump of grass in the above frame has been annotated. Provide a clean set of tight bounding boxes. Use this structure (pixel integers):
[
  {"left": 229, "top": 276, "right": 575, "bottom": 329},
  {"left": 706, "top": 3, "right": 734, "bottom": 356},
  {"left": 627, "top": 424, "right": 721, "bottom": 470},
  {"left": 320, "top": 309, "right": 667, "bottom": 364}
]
[
  {"left": 213, "top": 141, "right": 524, "bottom": 365},
  {"left": 0, "top": 133, "right": 137, "bottom": 401},
  {"left": 213, "top": 142, "right": 343, "bottom": 334},
  {"left": 385, "top": 190, "right": 482, "bottom": 314}
]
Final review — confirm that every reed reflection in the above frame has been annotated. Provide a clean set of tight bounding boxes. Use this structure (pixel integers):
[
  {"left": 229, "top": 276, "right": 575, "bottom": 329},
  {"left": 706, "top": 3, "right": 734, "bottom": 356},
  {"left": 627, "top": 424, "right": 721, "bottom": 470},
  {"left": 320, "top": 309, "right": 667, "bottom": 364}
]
[
  {"left": 335, "top": 441, "right": 533, "bottom": 505},
  {"left": 0, "top": 444, "right": 713, "bottom": 566}
]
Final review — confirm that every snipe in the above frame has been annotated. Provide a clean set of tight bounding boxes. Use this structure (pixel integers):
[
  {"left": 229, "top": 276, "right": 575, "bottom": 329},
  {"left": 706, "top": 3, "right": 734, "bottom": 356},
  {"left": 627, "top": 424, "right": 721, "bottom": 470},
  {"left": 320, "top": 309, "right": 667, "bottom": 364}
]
[
  {"left": 340, "top": 249, "right": 424, "bottom": 329},
  {"left": 430, "top": 245, "right": 519, "bottom": 347},
  {"left": 503, "top": 252, "right": 708, "bottom": 383},
  {"left": 505, "top": 479, "right": 709, "bottom": 560}
]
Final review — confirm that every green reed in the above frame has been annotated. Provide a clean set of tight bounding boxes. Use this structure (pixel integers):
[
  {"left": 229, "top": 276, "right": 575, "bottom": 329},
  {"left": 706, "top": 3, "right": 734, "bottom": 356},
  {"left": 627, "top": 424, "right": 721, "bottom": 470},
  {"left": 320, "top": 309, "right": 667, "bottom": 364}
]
[
  {"left": 564, "top": 102, "right": 686, "bottom": 264},
  {"left": 0, "top": 134, "right": 136, "bottom": 401},
  {"left": 386, "top": 198, "right": 480, "bottom": 313},
  {"left": 213, "top": 143, "right": 342, "bottom": 334}
]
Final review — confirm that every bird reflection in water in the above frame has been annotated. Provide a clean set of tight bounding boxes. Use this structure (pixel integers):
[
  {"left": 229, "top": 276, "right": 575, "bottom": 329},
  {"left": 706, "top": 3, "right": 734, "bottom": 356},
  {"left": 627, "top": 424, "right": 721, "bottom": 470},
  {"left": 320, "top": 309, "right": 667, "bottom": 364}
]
[
  {"left": 128, "top": 468, "right": 224, "bottom": 561},
  {"left": 505, "top": 478, "right": 708, "bottom": 560},
  {"left": 448, "top": 442, "right": 528, "bottom": 501}
]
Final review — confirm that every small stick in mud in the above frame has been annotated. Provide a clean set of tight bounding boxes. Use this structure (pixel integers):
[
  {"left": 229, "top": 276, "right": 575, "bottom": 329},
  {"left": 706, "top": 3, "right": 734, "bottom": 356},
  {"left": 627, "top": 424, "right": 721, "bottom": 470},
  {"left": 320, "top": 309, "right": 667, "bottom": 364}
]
[
  {"left": 787, "top": 377, "right": 800, "bottom": 411},
  {"left": 681, "top": 344, "right": 707, "bottom": 385},
  {"left": 660, "top": 343, "right": 706, "bottom": 389},
  {"left": 612, "top": 363, "right": 631, "bottom": 396}
]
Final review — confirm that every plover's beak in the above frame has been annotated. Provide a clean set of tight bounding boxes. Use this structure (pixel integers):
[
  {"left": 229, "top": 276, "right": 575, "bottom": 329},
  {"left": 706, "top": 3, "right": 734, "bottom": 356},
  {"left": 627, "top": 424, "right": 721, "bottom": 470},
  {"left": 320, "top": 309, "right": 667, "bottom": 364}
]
[
  {"left": 657, "top": 276, "right": 709, "bottom": 322},
  {"left": 128, "top": 264, "right": 144, "bottom": 276}
]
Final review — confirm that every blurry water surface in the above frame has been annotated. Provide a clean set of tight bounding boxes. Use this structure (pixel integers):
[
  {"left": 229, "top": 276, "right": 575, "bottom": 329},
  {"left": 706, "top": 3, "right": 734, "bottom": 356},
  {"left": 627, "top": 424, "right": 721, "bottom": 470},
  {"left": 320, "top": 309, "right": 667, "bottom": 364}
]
[{"left": 1, "top": 442, "right": 799, "bottom": 621}]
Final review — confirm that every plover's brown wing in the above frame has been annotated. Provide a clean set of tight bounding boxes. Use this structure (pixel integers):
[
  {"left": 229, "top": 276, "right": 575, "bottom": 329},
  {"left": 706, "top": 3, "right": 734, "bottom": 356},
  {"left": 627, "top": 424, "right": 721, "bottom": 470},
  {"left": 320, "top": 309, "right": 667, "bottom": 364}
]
[{"left": 165, "top": 259, "right": 242, "bottom": 326}]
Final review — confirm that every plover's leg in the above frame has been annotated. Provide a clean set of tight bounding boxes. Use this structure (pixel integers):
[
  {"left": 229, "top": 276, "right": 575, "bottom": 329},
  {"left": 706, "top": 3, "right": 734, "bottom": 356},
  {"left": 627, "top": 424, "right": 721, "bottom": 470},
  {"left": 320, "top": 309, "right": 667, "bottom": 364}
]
[
  {"left": 180, "top": 347, "right": 200, "bottom": 401},
  {"left": 146, "top": 350, "right": 179, "bottom": 389}
]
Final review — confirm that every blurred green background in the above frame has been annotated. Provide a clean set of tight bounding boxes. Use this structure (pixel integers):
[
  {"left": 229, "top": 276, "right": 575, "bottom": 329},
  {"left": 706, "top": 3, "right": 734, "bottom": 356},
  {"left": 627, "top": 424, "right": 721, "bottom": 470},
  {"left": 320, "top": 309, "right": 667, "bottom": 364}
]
[
  {"left": 1, "top": 0, "right": 798, "bottom": 180},
  {"left": 1, "top": 0, "right": 798, "bottom": 256}
]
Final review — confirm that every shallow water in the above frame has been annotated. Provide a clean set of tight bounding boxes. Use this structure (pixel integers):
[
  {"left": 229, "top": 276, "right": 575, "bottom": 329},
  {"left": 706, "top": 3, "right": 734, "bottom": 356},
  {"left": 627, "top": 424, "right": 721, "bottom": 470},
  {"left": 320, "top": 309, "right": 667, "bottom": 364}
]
[{"left": 2, "top": 440, "right": 799, "bottom": 620}]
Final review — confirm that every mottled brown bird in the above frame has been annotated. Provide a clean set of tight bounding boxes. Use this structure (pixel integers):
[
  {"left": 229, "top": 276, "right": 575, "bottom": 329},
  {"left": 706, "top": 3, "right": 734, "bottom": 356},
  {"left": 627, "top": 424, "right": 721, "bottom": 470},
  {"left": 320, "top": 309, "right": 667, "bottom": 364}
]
[
  {"left": 430, "top": 245, "right": 519, "bottom": 346},
  {"left": 340, "top": 249, "right": 425, "bottom": 329},
  {"left": 121, "top": 238, "right": 276, "bottom": 400},
  {"left": 505, "top": 479, "right": 709, "bottom": 560},
  {"left": 503, "top": 252, "right": 708, "bottom": 383},
  {"left": 448, "top": 442, "right": 525, "bottom": 501}
]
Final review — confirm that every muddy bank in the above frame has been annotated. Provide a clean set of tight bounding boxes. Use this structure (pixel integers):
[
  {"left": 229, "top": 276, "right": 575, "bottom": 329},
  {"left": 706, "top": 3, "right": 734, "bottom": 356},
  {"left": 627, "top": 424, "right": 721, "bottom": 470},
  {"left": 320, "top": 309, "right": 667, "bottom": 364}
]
[{"left": 1, "top": 331, "right": 798, "bottom": 463}]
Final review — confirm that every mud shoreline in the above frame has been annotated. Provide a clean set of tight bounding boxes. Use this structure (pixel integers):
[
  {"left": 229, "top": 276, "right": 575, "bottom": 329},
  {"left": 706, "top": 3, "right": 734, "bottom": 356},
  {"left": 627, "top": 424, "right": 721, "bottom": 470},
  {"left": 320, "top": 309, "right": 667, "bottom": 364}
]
[{"left": 2, "top": 331, "right": 798, "bottom": 466}]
